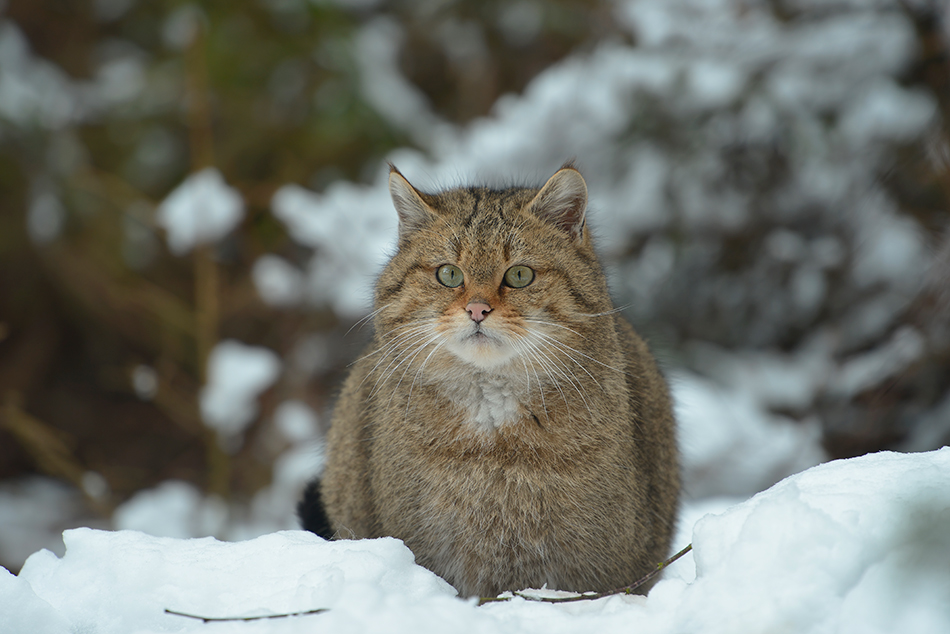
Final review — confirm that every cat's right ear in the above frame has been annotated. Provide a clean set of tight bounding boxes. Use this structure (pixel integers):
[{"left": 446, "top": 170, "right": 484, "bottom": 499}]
[
  {"left": 389, "top": 165, "right": 437, "bottom": 241},
  {"left": 526, "top": 166, "right": 588, "bottom": 243}
]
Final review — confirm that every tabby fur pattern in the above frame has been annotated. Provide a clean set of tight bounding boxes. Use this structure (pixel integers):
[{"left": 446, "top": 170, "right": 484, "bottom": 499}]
[{"left": 307, "top": 164, "right": 680, "bottom": 598}]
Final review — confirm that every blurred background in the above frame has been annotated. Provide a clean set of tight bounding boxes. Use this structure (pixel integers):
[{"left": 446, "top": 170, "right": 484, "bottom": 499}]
[{"left": 1, "top": 0, "right": 948, "bottom": 574}]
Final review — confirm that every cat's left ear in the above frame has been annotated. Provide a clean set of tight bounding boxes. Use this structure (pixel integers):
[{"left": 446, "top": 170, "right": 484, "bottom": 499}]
[
  {"left": 527, "top": 166, "right": 588, "bottom": 243},
  {"left": 389, "top": 165, "right": 438, "bottom": 241}
]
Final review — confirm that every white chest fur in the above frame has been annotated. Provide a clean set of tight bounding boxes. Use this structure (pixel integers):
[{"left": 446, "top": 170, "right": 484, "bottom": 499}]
[{"left": 445, "top": 372, "right": 527, "bottom": 432}]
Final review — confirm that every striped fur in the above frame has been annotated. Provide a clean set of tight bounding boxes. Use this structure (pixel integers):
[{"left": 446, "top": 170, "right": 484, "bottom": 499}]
[{"left": 315, "top": 166, "right": 680, "bottom": 597}]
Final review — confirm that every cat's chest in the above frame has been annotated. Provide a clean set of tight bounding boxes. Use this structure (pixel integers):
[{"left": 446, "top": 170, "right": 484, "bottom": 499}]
[{"left": 442, "top": 374, "right": 529, "bottom": 432}]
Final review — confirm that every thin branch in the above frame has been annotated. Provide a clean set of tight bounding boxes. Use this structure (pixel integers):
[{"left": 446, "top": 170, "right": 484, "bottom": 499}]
[
  {"left": 479, "top": 543, "right": 693, "bottom": 606},
  {"left": 164, "top": 607, "right": 327, "bottom": 622}
]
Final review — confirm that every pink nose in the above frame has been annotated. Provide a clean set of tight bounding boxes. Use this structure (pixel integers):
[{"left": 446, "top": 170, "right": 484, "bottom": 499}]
[{"left": 466, "top": 302, "right": 492, "bottom": 323}]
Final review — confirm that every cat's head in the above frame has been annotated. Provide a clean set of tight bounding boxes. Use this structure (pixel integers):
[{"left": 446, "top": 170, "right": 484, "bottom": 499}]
[{"left": 373, "top": 165, "right": 614, "bottom": 375}]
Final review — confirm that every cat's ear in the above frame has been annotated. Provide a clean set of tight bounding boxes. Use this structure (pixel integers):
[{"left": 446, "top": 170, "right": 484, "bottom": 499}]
[
  {"left": 527, "top": 166, "right": 588, "bottom": 242},
  {"left": 389, "top": 165, "right": 437, "bottom": 241}
]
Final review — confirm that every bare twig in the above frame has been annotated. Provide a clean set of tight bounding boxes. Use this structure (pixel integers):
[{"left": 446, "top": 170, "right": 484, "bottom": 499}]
[
  {"left": 478, "top": 543, "right": 693, "bottom": 606},
  {"left": 165, "top": 608, "right": 327, "bottom": 622}
]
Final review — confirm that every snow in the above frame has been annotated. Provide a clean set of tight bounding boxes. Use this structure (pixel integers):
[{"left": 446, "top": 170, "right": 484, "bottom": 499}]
[
  {"left": 93, "top": 54, "right": 147, "bottom": 107},
  {"left": 113, "top": 481, "right": 229, "bottom": 539},
  {"left": 0, "top": 479, "right": 94, "bottom": 571},
  {"left": 199, "top": 340, "right": 282, "bottom": 438},
  {"left": 80, "top": 472, "right": 109, "bottom": 501},
  {"left": 110, "top": 433, "right": 325, "bottom": 545},
  {"left": 0, "top": 22, "right": 79, "bottom": 129},
  {"left": 161, "top": 5, "right": 206, "bottom": 51},
  {"left": 26, "top": 188, "right": 66, "bottom": 244},
  {"left": 273, "top": 399, "right": 320, "bottom": 443},
  {"left": 154, "top": 167, "right": 245, "bottom": 255},
  {"left": 673, "top": 371, "right": 826, "bottom": 498},
  {"left": 252, "top": 255, "right": 307, "bottom": 308},
  {"left": 686, "top": 336, "right": 835, "bottom": 412},
  {"left": 679, "top": 448, "right": 950, "bottom": 634},
  {"left": 4, "top": 530, "right": 457, "bottom": 634},
  {"left": 270, "top": 181, "right": 396, "bottom": 317},
  {"left": 130, "top": 364, "right": 158, "bottom": 400},
  {"left": 830, "top": 326, "right": 925, "bottom": 398},
  {"left": 840, "top": 79, "right": 935, "bottom": 144},
  {"left": 354, "top": 17, "right": 446, "bottom": 146},
  {"left": 3, "top": 448, "right": 948, "bottom": 633}
]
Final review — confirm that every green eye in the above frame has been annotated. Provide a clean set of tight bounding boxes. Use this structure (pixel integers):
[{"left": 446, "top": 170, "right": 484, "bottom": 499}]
[
  {"left": 436, "top": 264, "right": 464, "bottom": 288},
  {"left": 504, "top": 265, "right": 535, "bottom": 288}
]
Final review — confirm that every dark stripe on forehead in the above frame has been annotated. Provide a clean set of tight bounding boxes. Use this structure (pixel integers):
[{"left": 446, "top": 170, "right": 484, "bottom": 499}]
[{"left": 462, "top": 188, "right": 482, "bottom": 229}]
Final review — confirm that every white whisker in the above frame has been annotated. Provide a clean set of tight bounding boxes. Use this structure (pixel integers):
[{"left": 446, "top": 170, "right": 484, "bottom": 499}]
[
  {"left": 405, "top": 339, "right": 449, "bottom": 419},
  {"left": 344, "top": 303, "right": 392, "bottom": 337},
  {"left": 368, "top": 332, "right": 434, "bottom": 397},
  {"left": 528, "top": 331, "right": 610, "bottom": 396},
  {"left": 520, "top": 335, "right": 593, "bottom": 421},
  {"left": 523, "top": 318, "right": 587, "bottom": 341},
  {"left": 361, "top": 324, "right": 435, "bottom": 394},
  {"left": 530, "top": 329, "right": 627, "bottom": 376},
  {"left": 512, "top": 339, "right": 548, "bottom": 420},
  {"left": 385, "top": 332, "right": 444, "bottom": 408},
  {"left": 573, "top": 303, "right": 631, "bottom": 318},
  {"left": 353, "top": 322, "right": 429, "bottom": 364}
]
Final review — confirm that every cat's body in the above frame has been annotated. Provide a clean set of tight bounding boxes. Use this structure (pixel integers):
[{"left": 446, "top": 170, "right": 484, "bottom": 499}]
[{"left": 302, "top": 165, "right": 679, "bottom": 597}]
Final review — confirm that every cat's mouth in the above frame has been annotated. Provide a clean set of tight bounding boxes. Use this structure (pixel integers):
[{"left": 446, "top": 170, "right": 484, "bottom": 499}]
[
  {"left": 464, "top": 328, "right": 493, "bottom": 345},
  {"left": 448, "top": 325, "right": 517, "bottom": 368}
]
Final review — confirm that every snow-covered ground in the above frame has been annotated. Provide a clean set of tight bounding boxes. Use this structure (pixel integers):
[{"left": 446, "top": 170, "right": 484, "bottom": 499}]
[{"left": 3, "top": 448, "right": 948, "bottom": 633}]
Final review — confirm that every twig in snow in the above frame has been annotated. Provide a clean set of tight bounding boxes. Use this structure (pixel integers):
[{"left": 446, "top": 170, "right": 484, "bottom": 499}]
[
  {"left": 164, "top": 607, "right": 327, "bottom": 622},
  {"left": 478, "top": 543, "right": 693, "bottom": 606}
]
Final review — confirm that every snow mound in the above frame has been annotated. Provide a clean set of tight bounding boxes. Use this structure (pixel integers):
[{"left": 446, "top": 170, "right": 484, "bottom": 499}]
[
  {"left": 3, "top": 448, "right": 948, "bottom": 633},
  {"left": 678, "top": 448, "right": 950, "bottom": 633},
  {"left": 6, "top": 531, "right": 457, "bottom": 634}
]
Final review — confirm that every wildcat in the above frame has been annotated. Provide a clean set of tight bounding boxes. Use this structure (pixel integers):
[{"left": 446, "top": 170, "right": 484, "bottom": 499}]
[{"left": 299, "top": 164, "right": 680, "bottom": 598}]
